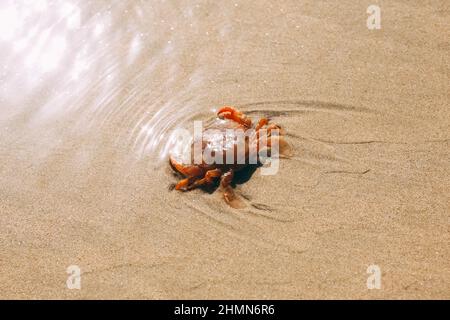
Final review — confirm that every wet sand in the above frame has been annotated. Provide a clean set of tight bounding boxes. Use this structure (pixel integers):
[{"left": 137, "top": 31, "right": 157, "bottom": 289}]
[{"left": 0, "top": 0, "right": 449, "bottom": 299}]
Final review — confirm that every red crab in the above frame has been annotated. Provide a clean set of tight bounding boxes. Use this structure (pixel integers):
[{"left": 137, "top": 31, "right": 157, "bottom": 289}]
[{"left": 169, "top": 106, "right": 289, "bottom": 207}]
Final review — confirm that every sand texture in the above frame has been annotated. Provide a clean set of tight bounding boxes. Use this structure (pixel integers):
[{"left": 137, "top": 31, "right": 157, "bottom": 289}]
[{"left": 0, "top": 1, "right": 449, "bottom": 299}]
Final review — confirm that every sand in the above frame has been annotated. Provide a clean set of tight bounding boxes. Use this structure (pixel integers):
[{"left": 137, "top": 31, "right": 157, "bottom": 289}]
[{"left": 0, "top": 0, "right": 449, "bottom": 299}]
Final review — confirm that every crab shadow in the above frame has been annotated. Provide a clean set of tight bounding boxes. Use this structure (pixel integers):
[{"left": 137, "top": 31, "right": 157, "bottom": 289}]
[
  {"left": 169, "top": 164, "right": 260, "bottom": 194},
  {"left": 203, "top": 164, "right": 261, "bottom": 194}
]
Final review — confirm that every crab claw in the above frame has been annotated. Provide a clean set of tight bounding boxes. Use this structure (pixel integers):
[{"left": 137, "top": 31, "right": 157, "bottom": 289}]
[
  {"left": 169, "top": 156, "right": 203, "bottom": 177},
  {"left": 217, "top": 106, "right": 252, "bottom": 128}
]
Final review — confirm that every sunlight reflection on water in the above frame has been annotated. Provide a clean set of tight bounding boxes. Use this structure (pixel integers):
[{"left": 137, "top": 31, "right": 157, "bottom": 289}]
[{"left": 0, "top": 0, "right": 221, "bottom": 166}]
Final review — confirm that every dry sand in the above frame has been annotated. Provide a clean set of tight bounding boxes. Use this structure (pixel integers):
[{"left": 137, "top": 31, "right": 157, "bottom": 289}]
[{"left": 0, "top": 0, "right": 449, "bottom": 299}]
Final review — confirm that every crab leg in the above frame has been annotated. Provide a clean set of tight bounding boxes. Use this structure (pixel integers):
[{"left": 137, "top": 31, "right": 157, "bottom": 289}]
[
  {"left": 217, "top": 106, "right": 252, "bottom": 128},
  {"left": 266, "top": 135, "right": 292, "bottom": 157},
  {"left": 266, "top": 123, "right": 284, "bottom": 136},
  {"left": 255, "top": 118, "right": 269, "bottom": 131},
  {"left": 187, "top": 168, "right": 222, "bottom": 190},
  {"left": 174, "top": 176, "right": 197, "bottom": 190},
  {"left": 220, "top": 169, "right": 234, "bottom": 202},
  {"left": 219, "top": 169, "right": 243, "bottom": 208},
  {"left": 255, "top": 118, "right": 269, "bottom": 142}
]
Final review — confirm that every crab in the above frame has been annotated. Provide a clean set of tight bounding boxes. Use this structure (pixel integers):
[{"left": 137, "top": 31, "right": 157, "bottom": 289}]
[{"left": 169, "top": 106, "right": 289, "bottom": 207}]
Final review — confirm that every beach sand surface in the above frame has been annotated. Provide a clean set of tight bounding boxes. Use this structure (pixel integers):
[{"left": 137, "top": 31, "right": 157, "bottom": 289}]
[{"left": 0, "top": 0, "right": 449, "bottom": 299}]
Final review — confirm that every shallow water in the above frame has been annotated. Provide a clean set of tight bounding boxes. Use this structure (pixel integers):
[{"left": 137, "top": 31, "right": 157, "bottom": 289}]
[{"left": 1, "top": 0, "right": 449, "bottom": 298}]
